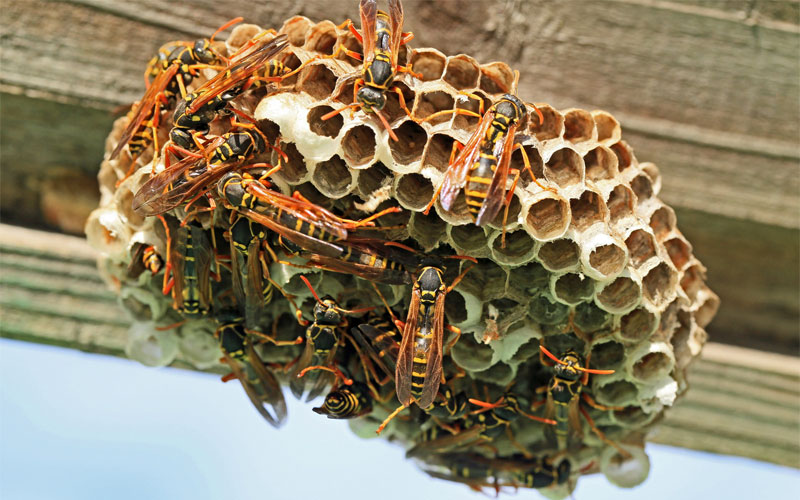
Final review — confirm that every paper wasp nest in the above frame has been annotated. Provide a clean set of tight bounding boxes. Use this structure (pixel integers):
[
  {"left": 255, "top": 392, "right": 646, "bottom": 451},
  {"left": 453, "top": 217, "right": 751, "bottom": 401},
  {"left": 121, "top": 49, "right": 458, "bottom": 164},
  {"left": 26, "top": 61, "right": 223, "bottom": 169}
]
[{"left": 87, "top": 16, "right": 719, "bottom": 497}]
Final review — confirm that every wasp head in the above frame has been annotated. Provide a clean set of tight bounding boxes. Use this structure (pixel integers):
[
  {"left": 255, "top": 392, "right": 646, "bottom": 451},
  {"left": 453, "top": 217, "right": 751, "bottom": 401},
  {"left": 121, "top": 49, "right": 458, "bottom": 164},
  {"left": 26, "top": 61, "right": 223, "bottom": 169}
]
[
  {"left": 553, "top": 350, "right": 583, "bottom": 381},
  {"left": 314, "top": 297, "right": 343, "bottom": 325},
  {"left": 356, "top": 86, "right": 386, "bottom": 112},
  {"left": 193, "top": 39, "right": 217, "bottom": 64}
]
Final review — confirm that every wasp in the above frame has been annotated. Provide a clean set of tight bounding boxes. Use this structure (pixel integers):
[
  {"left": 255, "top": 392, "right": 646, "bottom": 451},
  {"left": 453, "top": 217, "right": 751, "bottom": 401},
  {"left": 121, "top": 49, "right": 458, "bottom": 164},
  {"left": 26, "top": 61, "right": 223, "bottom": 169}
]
[
  {"left": 126, "top": 243, "right": 164, "bottom": 280},
  {"left": 421, "top": 453, "right": 571, "bottom": 491},
  {"left": 322, "top": 0, "right": 419, "bottom": 141},
  {"left": 312, "top": 381, "right": 374, "bottom": 419},
  {"left": 535, "top": 345, "right": 630, "bottom": 458},
  {"left": 421, "top": 75, "right": 553, "bottom": 245},
  {"left": 216, "top": 313, "right": 288, "bottom": 427}
]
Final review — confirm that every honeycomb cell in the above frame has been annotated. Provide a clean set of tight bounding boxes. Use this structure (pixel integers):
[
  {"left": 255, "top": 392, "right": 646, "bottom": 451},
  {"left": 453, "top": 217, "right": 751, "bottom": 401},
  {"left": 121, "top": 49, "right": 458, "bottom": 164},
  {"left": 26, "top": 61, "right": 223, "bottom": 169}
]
[
  {"left": 448, "top": 224, "right": 488, "bottom": 253},
  {"left": 453, "top": 91, "right": 490, "bottom": 131},
  {"left": 592, "top": 110, "right": 621, "bottom": 144},
  {"left": 596, "top": 276, "right": 641, "bottom": 313},
  {"left": 510, "top": 145, "right": 546, "bottom": 190},
  {"left": 664, "top": 236, "right": 692, "bottom": 271},
  {"left": 444, "top": 289, "right": 468, "bottom": 325},
  {"left": 307, "top": 105, "right": 343, "bottom": 138},
  {"left": 443, "top": 54, "right": 481, "bottom": 90},
  {"left": 572, "top": 302, "right": 611, "bottom": 334},
  {"left": 451, "top": 331, "right": 495, "bottom": 371},
  {"left": 679, "top": 263, "right": 706, "bottom": 303},
  {"left": 357, "top": 162, "right": 392, "bottom": 198},
  {"left": 642, "top": 262, "right": 677, "bottom": 307},
  {"left": 653, "top": 299, "right": 681, "bottom": 342},
  {"left": 610, "top": 141, "right": 634, "bottom": 171},
  {"left": 408, "top": 211, "right": 447, "bottom": 251},
  {"left": 414, "top": 90, "right": 455, "bottom": 124},
  {"left": 312, "top": 155, "right": 353, "bottom": 198},
  {"left": 390, "top": 120, "right": 427, "bottom": 165},
  {"left": 487, "top": 191, "right": 521, "bottom": 229},
  {"left": 607, "top": 184, "right": 636, "bottom": 226},
  {"left": 619, "top": 307, "right": 658, "bottom": 343},
  {"left": 227, "top": 24, "right": 264, "bottom": 51},
  {"left": 297, "top": 63, "right": 338, "bottom": 100},
  {"left": 553, "top": 273, "right": 595, "bottom": 305},
  {"left": 490, "top": 230, "right": 535, "bottom": 266},
  {"left": 631, "top": 174, "right": 654, "bottom": 202},
  {"left": 695, "top": 292, "right": 720, "bottom": 329},
  {"left": 632, "top": 347, "right": 675, "bottom": 383},
  {"left": 649, "top": 205, "right": 677, "bottom": 241},
  {"left": 332, "top": 74, "right": 357, "bottom": 106},
  {"left": 422, "top": 133, "right": 456, "bottom": 173},
  {"left": 273, "top": 141, "right": 308, "bottom": 184},
  {"left": 584, "top": 146, "right": 619, "bottom": 182},
  {"left": 640, "top": 162, "right": 662, "bottom": 195},
  {"left": 584, "top": 235, "right": 628, "bottom": 281},
  {"left": 600, "top": 444, "right": 650, "bottom": 488},
  {"left": 529, "top": 104, "right": 564, "bottom": 141},
  {"left": 394, "top": 173, "right": 433, "bottom": 211},
  {"left": 524, "top": 194, "right": 570, "bottom": 240},
  {"left": 589, "top": 340, "right": 625, "bottom": 370},
  {"left": 508, "top": 261, "right": 550, "bottom": 292},
  {"left": 304, "top": 21, "right": 338, "bottom": 55},
  {"left": 473, "top": 362, "right": 515, "bottom": 386},
  {"left": 529, "top": 294, "right": 570, "bottom": 325},
  {"left": 563, "top": 109, "right": 595, "bottom": 144},
  {"left": 341, "top": 125, "right": 377, "bottom": 167},
  {"left": 570, "top": 189, "right": 607, "bottom": 231},
  {"left": 538, "top": 238, "right": 580, "bottom": 272},
  {"left": 116, "top": 187, "right": 145, "bottom": 230},
  {"left": 382, "top": 82, "right": 415, "bottom": 124},
  {"left": 625, "top": 229, "right": 657, "bottom": 268},
  {"left": 280, "top": 16, "right": 313, "bottom": 46},
  {"left": 333, "top": 29, "right": 362, "bottom": 63},
  {"left": 409, "top": 48, "right": 446, "bottom": 81},
  {"left": 478, "top": 62, "right": 514, "bottom": 94},
  {"left": 545, "top": 148, "right": 584, "bottom": 188},
  {"left": 596, "top": 380, "right": 638, "bottom": 408}
]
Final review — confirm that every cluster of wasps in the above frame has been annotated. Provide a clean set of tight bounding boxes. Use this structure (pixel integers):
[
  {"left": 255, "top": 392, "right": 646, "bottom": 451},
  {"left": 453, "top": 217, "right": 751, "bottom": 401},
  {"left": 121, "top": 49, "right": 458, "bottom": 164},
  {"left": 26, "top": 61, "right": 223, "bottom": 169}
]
[{"left": 114, "top": 0, "right": 631, "bottom": 494}]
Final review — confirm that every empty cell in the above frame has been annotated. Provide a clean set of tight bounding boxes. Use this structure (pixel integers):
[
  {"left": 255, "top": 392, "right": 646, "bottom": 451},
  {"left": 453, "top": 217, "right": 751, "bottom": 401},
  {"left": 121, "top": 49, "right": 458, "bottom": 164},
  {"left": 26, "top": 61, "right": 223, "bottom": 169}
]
[
  {"left": 449, "top": 223, "right": 487, "bottom": 251},
  {"left": 620, "top": 307, "right": 657, "bottom": 342},
  {"left": 395, "top": 173, "right": 433, "bottom": 210},
  {"left": 596, "top": 380, "right": 638, "bottom": 407},
  {"left": 613, "top": 407, "right": 653, "bottom": 427},
  {"left": 488, "top": 191, "right": 521, "bottom": 228},
  {"left": 664, "top": 236, "right": 692, "bottom": 270},
  {"left": 554, "top": 273, "right": 595, "bottom": 304},
  {"left": 305, "top": 21, "right": 338, "bottom": 54},
  {"left": 117, "top": 189, "right": 144, "bottom": 229},
  {"left": 641, "top": 162, "right": 661, "bottom": 189},
  {"left": 453, "top": 91, "right": 490, "bottom": 132},
  {"left": 607, "top": 184, "right": 635, "bottom": 224},
  {"left": 333, "top": 30, "right": 362, "bottom": 63},
  {"left": 538, "top": 238, "right": 580, "bottom": 271},
  {"left": 272, "top": 142, "right": 307, "bottom": 184},
  {"left": 696, "top": 293, "right": 719, "bottom": 328},
  {"left": 592, "top": 111, "right": 621, "bottom": 143},
  {"left": 545, "top": 148, "right": 583, "bottom": 188},
  {"left": 409, "top": 48, "right": 446, "bottom": 81},
  {"left": 342, "top": 125, "right": 377, "bottom": 166},
  {"left": 679, "top": 264, "right": 706, "bottom": 302},
  {"left": 422, "top": 133, "right": 456, "bottom": 173},
  {"left": 409, "top": 211, "right": 447, "bottom": 250},
  {"left": 642, "top": 262, "right": 677, "bottom": 306},
  {"left": 280, "top": 16, "right": 312, "bottom": 46},
  {"left": 597, "top": 276, "right": 641, "bottom": 312},
  {"left": 297, "top": 63, "right": 338, "bottom": 100},
  {"left": 525, "top": 196, "right": 569, "bottom": 240},
  {"left": 508, "top": 261, "right": 550, "bottom": 291},
  {"left": 653, "top": 299, "right": 680, "bottom": 343},
  {"left": 649, "top": 205, "right": 676, "bottom": 241},
  {"left": 510, "top": 145, "right": 546, "bottom": 190},
  {"left": 563, "top": 109, "right": 595, "bottom": 143},
  {"left": 390, "top": 120, "right": 427, "bottom": 164},
  {"left": 357, "top": 162, "right": 392, "bottom": 197},
  {"left": 414, "top": 90, "right": 455, "bottom": 124},
  {"left": 590, "top": 341, "right": 625, "bottom": 370},
  {"left": 573, "top": 302, "right": 611, "bottom": 333},
  {"left": 670, "top": 312, "right": 692, "bottom": 368},
  {"left": 511, "top": 338, "right": 542, "bottom": 364},
  {"left": 227, "top": 25, "right": 264, "bottom": 51},
  {"left": 444, "top": 289, "right": 468, "bottom": 325},
  {"left": 625, "top": 229, "right": 657, "bottom": 268},
  {"left": 307, "top": 105, "right": 343, "bottom": 138},
  {"left": 633, "top": 351, "right": 673, "bottom": 382},
  {"left": 381, "top": 82, "right": 415, "bottom": 123},
  {"left": 451, "top": 333, "right": 495, "bottom": 371},
  {"left": 529, "top": 104, "right": 564, "bottom": 141},
  {"left": 479, "top": 62, "right": 515, "bottom": 94},
  {"left": 570, "top": 190, "right": 607, "bottom": 231},
  {"left": 529, "top": 294, "right": 570, "bottom": 325},
  {"left": 312, "top": 155, "right": 352, "bottom": 198},
  {"left": 278, "top": 52, "right": 302, "bottom": 85},
  {"left": 588, "top": 242, "right": 627, "bottom": 278},
  {"left": 471, "top": 260, "right": 508, "bottom": 296},
  {"left": 584, "top": 147, "right": 618, "bottom": 182},
  {"left": 332, "top": 75, "right": 357, "bottom": 105},
  {"left": 610, "top": 141, "right": 634, "bottom": 171},
  {"left": 631, "top": 174, "right": 654, "bottom": 202},
  {"left": 491, "top": 230, "right": 534, "bottom": 263},
  {"left": 443, "top": 55, "right": 481, "bottom": 90}
]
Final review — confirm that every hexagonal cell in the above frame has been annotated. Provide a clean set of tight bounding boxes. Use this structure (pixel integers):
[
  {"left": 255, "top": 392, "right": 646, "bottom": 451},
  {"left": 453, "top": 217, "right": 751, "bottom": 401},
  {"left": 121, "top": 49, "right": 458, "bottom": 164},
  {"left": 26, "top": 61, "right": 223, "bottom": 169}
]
[
  {"left": 472, "top": 362, "right": 515, "bottom": 386},
  {"left": 592, "top": 111, "right": 621, "bottom": 144},
  {"left": 625, "top": 229, "right": 657, "bottom": 268},
  {"left": 596, "top": 276, "right": 641, "bottom": 313},
  {"left": 563, "top": 109, "right": 595, "bottom": 144},
  {"left": 508, "top": 261, "right": 550, "bottom": 292},
  {"left": 538, "top": 238, "right": 580, "bottom": 271},
  {"left": 451, "top": 332, "right": 495, "bottom": 371},
  {"left": 409, "top": 48, "right": 446, "bottom": 81},
  {"left": 570, "top": 190, "right": 607, "bottom": 231},
  {"left": 596, "top": 380, "right": 638, "bottom": 408},
  {"left": 632, "top": 350, "right": 674, "bottom": 383},
  {"left": 444, "top": 289, "right": 468, "bottom": 325},
  {"left": 642, "top": 261, "right": 677, "bottom": 306},
  {"left": 448, "top": 223, "right": 488, "bottom": 253},
  {"left": 422, "top": 133, "right": 456, "bottom": 174},
  {"left": 356, "top": 161, "right": 392, "bottom": 198},
  {"left": 664, "top": 236, "right": 692, "bottom": 271},
  {"left": 573, "top": 302, "right": 611, "bottom": 333},
  {"left": 612, "top": 407, "right": 655, "bottom": 428},
  {"left": 584, "top": 146, "right": 619, "bottom": 182},
  {"left": 589, "top": 341, "right": 625, "bottom": 371},
  {"left": 610, "top": 141, "right": 634, "bottom": 171},
  {"left": 311, "top": 155, "right": 353, "bottom": 198},
  {"left": 443, "top": 54, "right": 481, "bottom": 90},
  {"left": 408, "top": 210, "right": 447, "bottom": 251},
  {"left": 631, "top": 174, "right": 654, "bottom": 203},
  {"left": 524, "top": 195, "right": 570, "bottom": 241},
  {"left": 414, "top": 90, "right": 455, "bottom": 124},
  {"left": 696, "top": 292, "right": 720, "bottom": 329},
  {"left": 529, "top": 294, "right": 570, "bottom": 325},
  {"left": 640, "top": 162, "right": 662, "bottom": 194},
  {"left": 469, "top": 260, "right": 509, "bottom": 301},
  {"left": 619, "top": 307, "right": 658, "bottom": 343},
  {"left": 304, "top": 21, "right": 338, "bottom": 54},
  {"left": 331, "top": 74, "right": 357, "bottom": 106},
  {"left": 227, "top": 24, "right": 264, "bottom": 51},
  {"left": 510, "top": 144, "right": 547, "bottom": 190},
  {"left": 394, "top": 173, "right": 434, "bottom": 211},
  {"left": 341, "top": 125, "right": 377, "bottom": 167},
  {"left": 586, "top": 238, "right": 627, "bottom": 280},
  {"left": 382, "top": 82, "right": 416, "bottom": 124},
  {"left": 272, "top": 141, "right": 307, "bottom": 184},
  {"left": 490, "top": 230, "right": 535, "bottom": 265},
  {"left": 116, "top": 188, "right": 145, "bottom": 230},
  {"left": 333, "top": 29, "right": 362, "bottom": 63},
  {"left": 279, "top": 16, "right": 313, "bottom": 47},
  {"left": 607, "top": 184, "right": 636, "bottom": 226},
  {"left": 453, "top": 91, "right": 491, "bottom": 132},
  {"left": 297, "top": 62, "right": 338, "bottom": 100},
  {"left": 307, "top": 105, "right": 344, "bottom": 138},
  {"left": 544, "top": 148, "right": 584, "bottom": 188},
  {"left": 487, "top": 191, "right": 521, "bottom": 229},
  {"left": 479, "top": 62, "right": 514, "bottom": 94},
  {"left": 649, "top": 205, "right": 677, "bottom": 241},
  {"left": 653, "top": 299, "right": 681, "bottom": 342},
  {"left": 679, "top": 263, "right": 707, "bottom": 303},
  {"left": 390, "top": 120, "right": 427, "bottom": 165},
  {"left": 553, "top": 273, "right": 595, "bottom": 305}
]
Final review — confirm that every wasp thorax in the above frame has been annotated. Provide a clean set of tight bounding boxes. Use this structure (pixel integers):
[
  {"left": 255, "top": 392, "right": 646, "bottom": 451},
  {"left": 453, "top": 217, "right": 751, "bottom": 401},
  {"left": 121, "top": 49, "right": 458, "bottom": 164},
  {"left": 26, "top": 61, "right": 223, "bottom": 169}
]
[
  {"left": 357, "top": 86, "right": 386, "bottom": 112},
  {"left": 314, "top": 298, "right": 343, "bottom": 324}
]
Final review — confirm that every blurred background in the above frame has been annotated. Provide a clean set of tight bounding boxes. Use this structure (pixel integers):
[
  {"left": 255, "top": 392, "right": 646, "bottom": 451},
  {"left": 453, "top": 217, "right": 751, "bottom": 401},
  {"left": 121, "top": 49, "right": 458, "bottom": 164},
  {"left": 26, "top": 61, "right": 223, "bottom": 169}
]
[{"left": 1, "top": 0, "right": 798, "bottom": 498}]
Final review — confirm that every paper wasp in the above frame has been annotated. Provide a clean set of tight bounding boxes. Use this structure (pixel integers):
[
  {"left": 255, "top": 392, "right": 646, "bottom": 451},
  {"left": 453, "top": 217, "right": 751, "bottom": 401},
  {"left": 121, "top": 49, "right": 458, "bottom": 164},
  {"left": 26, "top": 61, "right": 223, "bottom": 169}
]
[
  {"left": 126, "top": 243, "right": 164, "bottom": 280},
  {"left": 322, "top": 0, "right": 419, "bottom": 141},
  {"left": 216, "top": 313, "right": 288, "bottom": 427},
  {"left": 421, "top": 74, "right": 553, "bottom": 245},
  {"left": 158, "top": 220, "right": 213, "bottom": 319},
  {"left": 420, "top": 452, "right": 571, "bottom": 491},
  {"left": 312, "top": 381, "right": 374, "bottom": 419},
  {"left": 535, "top": 345, "right": 631, "bottom": 458}
]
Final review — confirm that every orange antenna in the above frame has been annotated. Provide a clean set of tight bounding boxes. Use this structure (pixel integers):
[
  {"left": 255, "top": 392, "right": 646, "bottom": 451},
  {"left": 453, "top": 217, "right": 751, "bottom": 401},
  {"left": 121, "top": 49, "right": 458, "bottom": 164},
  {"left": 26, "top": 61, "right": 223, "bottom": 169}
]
[
  {"left": 321, "top": 103, "right": 360, "bottom": 121},
  {"left": 539, "top": 345, "right": 616, "bottom": 375},
  {"left": 373, "top": 109, "right": 399, "bottom": 142},
  {"left": 299, "top": 275, "right": 375, "bottom": 315},
  {"left": 210, "top": 17, "right": 244, "bottom": 43}
]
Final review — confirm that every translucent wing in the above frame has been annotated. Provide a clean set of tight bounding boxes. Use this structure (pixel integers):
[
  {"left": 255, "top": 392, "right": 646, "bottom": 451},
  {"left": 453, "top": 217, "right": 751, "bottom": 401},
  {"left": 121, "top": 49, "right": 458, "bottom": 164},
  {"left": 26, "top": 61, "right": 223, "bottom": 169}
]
[
  {"left": 359, "top": 0, "right": 378, "bottom": 65},
  {"left": 417, "top": 290, "right": 445, "bottom": 409},
  {"left": 394, "top": 286, "right": 420, "bottom": 407},
  {"left": 234, "top": 206, "right": 345, "bottom": 258},
  {"left": 289, "top": 328, "right": 316, "bottom": 399},
  {"left": 387, "top": 0, "right": 405, "bottom": 67},
  {"left": 351, "top": 323, "right": 399, "bottom": 378},
  {"left": 190, "top": 224, "right": 213, "bottom": 314},
  {"left": 474, "top": 121, "right": 520, "bottom": 226},
  {"left": 439, "top": 109, "right": 496, "bottom": 211}
]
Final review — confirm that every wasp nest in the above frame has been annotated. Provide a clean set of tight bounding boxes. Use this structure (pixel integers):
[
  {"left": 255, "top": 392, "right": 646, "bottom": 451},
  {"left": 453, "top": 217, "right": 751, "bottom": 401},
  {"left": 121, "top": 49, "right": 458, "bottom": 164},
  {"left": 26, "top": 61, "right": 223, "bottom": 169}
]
[{"left": 86, "top": 16, "right": 719, "bottom": 497}]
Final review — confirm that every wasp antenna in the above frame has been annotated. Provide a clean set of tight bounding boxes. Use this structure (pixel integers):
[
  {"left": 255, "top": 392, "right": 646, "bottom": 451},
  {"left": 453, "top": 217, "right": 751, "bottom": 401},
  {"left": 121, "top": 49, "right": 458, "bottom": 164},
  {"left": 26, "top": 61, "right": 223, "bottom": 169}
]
[
  {"left": 577, "top": 366, "right": 616, "bottom": 375},
  {"left": 374, "top": 109, "right": 399, "bottom": 141},
  {"left": 539, "top": 345, "right": 567, "bottom": 366},
  {"left": 321, "top": 104, "right": 359, "bottom": 121},
  {"left": 299, "top": 275, "right": 325, "bottom": 305},
  {"left": 210, "top": 17, "right": 244, "bottom": 43}
]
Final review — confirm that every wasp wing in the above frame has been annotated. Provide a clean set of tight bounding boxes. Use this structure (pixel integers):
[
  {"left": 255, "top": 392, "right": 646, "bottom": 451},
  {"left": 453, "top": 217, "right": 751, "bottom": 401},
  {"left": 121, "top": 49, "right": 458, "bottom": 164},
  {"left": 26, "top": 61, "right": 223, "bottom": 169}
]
[
  {"left": 359, "top": 0, "right": 378, "bottom": 66},
  {"left": 439, "top": 109, "right": 496, "bottom": 211},
  {"left": 395, "top": 287, "right": 420, "bottom": 407},
  {"left": 475, "top": 121, "right": 519, "bottom": 226},
  {"left": 417, "top": 290, "right": 445, "bottom": 408},
  {"left": 387, "top": 0, "right": 405, "bottom": 68}
]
